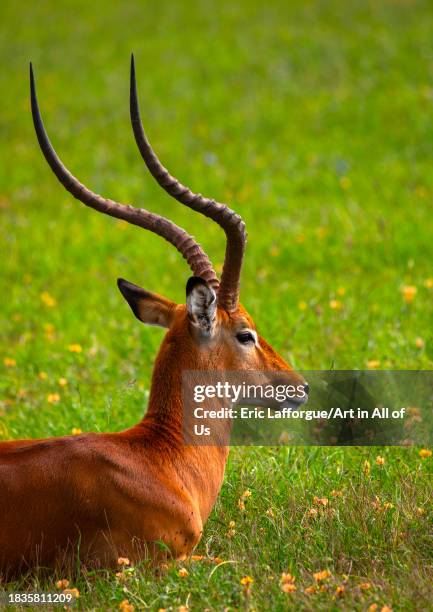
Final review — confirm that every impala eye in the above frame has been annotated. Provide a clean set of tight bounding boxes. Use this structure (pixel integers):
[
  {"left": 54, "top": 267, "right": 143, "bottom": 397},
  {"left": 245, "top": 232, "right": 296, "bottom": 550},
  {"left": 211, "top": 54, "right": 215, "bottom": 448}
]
[{"left": 236, "top": 331, "right": 255, "bottom": 345}]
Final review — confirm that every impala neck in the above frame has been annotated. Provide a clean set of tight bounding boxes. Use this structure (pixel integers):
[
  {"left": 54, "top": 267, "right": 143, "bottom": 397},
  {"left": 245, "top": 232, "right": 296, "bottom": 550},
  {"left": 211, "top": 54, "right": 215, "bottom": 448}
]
[
  {"left": 139, "top": 330, "right": 230, "bottom": 522},
  {"left": 143, "top": 325, "right": 223, "bottom": 429},
  {"left": 144, "top": 343, "right": 232, "bottom": 444}
]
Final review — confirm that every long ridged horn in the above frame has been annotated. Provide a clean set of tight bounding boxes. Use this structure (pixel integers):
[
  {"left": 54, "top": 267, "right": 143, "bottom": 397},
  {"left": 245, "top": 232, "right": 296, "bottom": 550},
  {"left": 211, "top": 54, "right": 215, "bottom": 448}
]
[
  {"left": 30, "top": 62, "right": 219, "bottom": 288},
  {"left": 129, "top": 54, "right": 246, "bottom": 312}
]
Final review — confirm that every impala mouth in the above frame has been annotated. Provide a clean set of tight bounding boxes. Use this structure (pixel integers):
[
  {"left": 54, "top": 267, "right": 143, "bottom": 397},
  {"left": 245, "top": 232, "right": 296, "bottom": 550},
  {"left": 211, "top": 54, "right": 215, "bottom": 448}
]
[{"left": 277, "top": 393, "right": 309, "bottom": 411}]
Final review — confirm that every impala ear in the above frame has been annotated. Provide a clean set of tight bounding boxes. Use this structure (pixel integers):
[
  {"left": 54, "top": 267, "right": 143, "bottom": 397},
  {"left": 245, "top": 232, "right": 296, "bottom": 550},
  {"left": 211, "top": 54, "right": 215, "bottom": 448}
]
[
  {"left": 117, "top": 278, "right": 176, "bottom": 328},
  {"left": 186, "top": 276, "right": 217, "bottom": 335}
]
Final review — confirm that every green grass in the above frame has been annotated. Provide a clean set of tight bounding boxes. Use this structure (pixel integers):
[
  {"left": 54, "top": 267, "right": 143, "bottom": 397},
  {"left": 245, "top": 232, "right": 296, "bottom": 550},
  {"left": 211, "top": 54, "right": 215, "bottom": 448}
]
[{"left": 1, "top": 0, "right": 433, "bottom": 609}]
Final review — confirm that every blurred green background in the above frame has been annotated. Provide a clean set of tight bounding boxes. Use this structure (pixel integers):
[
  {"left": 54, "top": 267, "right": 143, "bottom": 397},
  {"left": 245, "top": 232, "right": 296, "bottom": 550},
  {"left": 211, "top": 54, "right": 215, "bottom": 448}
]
[{"left": 0, "top": 1, "right": 432, "bottom": 609}]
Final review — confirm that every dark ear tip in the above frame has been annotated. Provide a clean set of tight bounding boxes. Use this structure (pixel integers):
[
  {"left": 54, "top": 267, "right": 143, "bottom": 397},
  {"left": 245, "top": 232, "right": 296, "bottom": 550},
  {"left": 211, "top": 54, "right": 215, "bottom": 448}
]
[
  {"left": 117, "top": 278, "right": 128, "bottom": 294},
  {"left": 117, "top": 278, "right": 140, "bottom": 300},
  {"left": 186, "top": 276, "right": 208, "bottom": 296},
  {"left": 117, "top": 278, "right": 150, "bottom": 301}
]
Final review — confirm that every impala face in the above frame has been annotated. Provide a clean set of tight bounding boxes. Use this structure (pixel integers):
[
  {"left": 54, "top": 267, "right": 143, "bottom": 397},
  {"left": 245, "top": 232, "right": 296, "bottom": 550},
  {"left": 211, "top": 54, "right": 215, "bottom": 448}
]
[{"left": 118, "top": 276, "right": 309, "bottom": 411}]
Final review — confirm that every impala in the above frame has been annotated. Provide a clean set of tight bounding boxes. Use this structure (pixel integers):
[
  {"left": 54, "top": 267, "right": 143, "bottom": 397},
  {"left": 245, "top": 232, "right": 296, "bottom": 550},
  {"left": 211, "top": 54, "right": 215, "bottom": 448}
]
[{"left": 0, "top": 57, "right": 307, "bottom": 575}]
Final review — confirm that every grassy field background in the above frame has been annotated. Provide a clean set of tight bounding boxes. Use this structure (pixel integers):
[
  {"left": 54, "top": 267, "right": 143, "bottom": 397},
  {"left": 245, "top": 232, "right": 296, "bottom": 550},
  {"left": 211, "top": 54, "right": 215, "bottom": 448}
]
[{"left": 1, "top": 0, "right": 432, "bottom": 609}]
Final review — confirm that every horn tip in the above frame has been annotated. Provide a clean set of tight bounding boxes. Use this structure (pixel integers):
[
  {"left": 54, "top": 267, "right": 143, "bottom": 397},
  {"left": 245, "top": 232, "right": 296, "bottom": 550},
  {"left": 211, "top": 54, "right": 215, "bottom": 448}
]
[{"left": 29, "top": 62, "right": 36, "bottom": 100}]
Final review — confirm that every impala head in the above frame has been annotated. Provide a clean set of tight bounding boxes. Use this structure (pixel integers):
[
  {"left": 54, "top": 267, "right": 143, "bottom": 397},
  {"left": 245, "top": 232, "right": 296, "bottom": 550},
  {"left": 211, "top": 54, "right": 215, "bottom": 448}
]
[{"left": 30, "top": 55, "right": 308, "bottom": 407}]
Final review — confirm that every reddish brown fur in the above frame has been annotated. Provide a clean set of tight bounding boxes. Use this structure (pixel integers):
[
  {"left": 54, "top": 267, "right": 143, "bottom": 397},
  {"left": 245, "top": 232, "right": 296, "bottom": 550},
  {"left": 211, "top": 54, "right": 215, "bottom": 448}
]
[{"left": 0, "top": 302, "right": 304, "bottom": 576}]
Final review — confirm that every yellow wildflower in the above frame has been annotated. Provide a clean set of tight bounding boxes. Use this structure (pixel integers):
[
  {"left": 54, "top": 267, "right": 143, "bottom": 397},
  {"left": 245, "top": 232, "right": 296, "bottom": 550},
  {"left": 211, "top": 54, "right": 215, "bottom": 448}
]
[
  {"left": 115, "top": 572, "right": 128, "bottom": 582},
  {"left": 58, "top": 377, "right": 68, "bottom": 386},
  {"left": 424, "top": 278, "right": 433, "bottom": 288},
  {"left": 366, "top": 360, "right": 380, "bottom": 369},
  {"left": 305, "top": 585, "right": 316, "bottom": 594},
  {"left": 240, "top": 575, "right": 254, "bottom": 594},
  {"left": 360, "top": 582, "right": 371, "bottom": 590},
  {"left": 416, "top": 507, "right": 426, "bottom": 516},
  {"left": 330, "top": 490, "right": 343, "bottom": 497},
  {"left": 313, "top": 496, "right": 329, "bottom": 506},
  {"left": 375, "top": 456, "right": 385, "bottom": 466},
  {"left": 56, "top": 579, "right": 69, "bottom": 589},
  {"left": 63, "top": 588, "right": 79, "bottom": 599},
  {"left": 280, "top": 572, "right": 295, "bottom": 584},
  {"left": 313, "top": 569, "right": 331, "bottom": 581},
  {"left": 363, "top": 460, "right": 371, "bottom": 475},
  {"left": 41, "top": 291, "right": 57, "bottom": 307},
  {"left": 38, "top": 371, "right": 48, "bottom": 380},
  {"left": 178, "top": 567, "right": 189, "bottom": 578},
  {"left": 281, "top": 583, "right": 297, "bottom": 593},
  {"left": 419, "top": 448, "right": 432, "bottom": 458},
  {"left": 68, "top": 344, "right": 82, "bottom": 353},
  {"left": 415, "top": 337, "right": 425, "bottom": 349},
  {"left": 47, "top": 393, "right": 60, "bottom": 404},
  {"left": 117, "top": 557, "right": 130, "bottom": 566},
  {"left": 329, "top": 299, "right": 342, "bottom": 310},
  {"left": 3, "top": 358, "right": 16, "bottom": 367},
  {"left": 298, "top": 301, "right": 307, "bottom": 311},
  {"left": 119, "top": 600, "right": 134, "bottom": 612},
  {"left": 401, "top": 285, "right": 417, "bottom": 303},
  {"left": 335, "top": 585, "right": 345, "bottom": 596},
  {"left": 337, "top": 287, "right": 346, "bottom": 296},
  {"left": 71, "top": 428, "right": 82, "bottom": 435},
  {"left": 368, "top": 605, "right": 378, "bottom": 612},
  {"left": 407, "top": 406, "right": 421, "bottom": 416}
]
